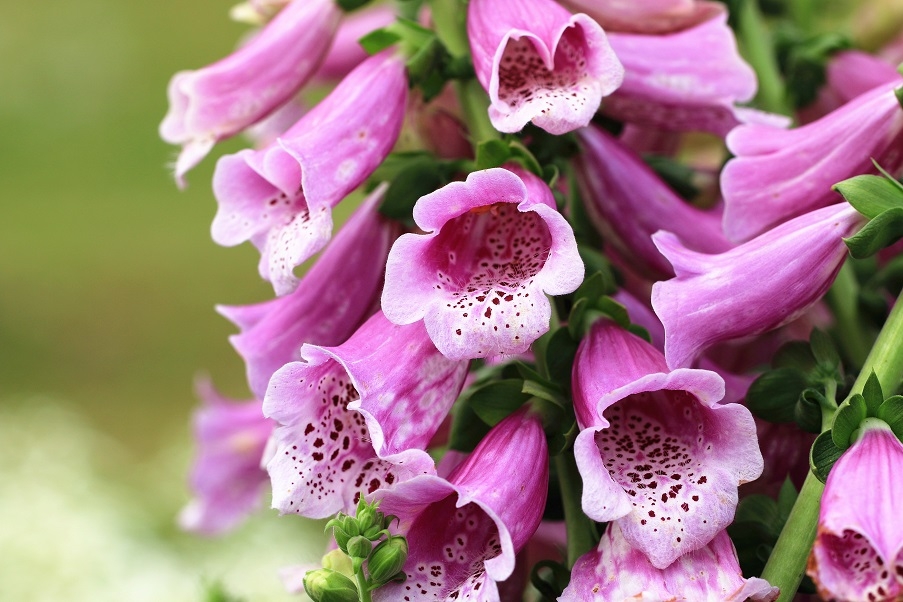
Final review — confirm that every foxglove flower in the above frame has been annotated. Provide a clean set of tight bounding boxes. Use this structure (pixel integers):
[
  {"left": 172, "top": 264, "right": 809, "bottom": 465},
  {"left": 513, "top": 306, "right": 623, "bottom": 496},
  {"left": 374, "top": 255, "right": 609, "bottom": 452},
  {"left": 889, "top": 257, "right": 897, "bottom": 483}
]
[
  {"left": 722, "top": 79, "right": 903, "bottom": 242},
  {"left": 217, "top": 187, "right": 398, "bottom": 399},
  {"left": 212, "top": 50, "right": 407, "bottom": 295},
  {"left": 558, "top": 0, "right": 724, "bottom": 34},
  {"left": 572, "top": 320, "right": 761, "bottom": 568},
  {"left": 652, "top": 203, "right": 866, "bottom": 369},
  {"left": 179, "top": 379, "right": 273, "bottom": 535},
  {"left": 799, "top": 50, "right": 901, "bottom": 123},
  {"left": 370, "top": 408, "right": 548, "bottom": 601},
  {"left": 561, "top": 522, "right": 778, "bottom": 601},
  {"left": 264, "top": 311, "right": 468, "bottom": 518},
  {"left": 808, "top": 419, "right": 903, "bottom": 601},
  {"left": 574, "top": 126, "right": 731, "bottom": 279},
  {"left": 312, "top": 4, "right": 396, "bottom": 82},
  {"left": 381, "top": 167, "right": 584, "bottom": 360},
  {"left": 603, "top": 14, "right": 763, "bottom": 137},
  {"left": 160, "top": 0, "right": 341, "bottom": 185},
  {"left": 467, "top": 0, "right": 624, "bottom": 134}
]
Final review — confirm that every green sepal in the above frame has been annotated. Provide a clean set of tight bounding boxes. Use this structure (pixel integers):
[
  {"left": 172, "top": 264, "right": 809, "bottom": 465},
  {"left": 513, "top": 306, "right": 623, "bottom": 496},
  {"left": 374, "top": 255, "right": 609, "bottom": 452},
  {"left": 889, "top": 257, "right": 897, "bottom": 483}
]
[
  {"left": 378, "top": 156, "right": 454, "bottom": 222},
  {"left": 544, "top": 327, "right": 579, "bottom": 389},
  {"left": 809, "top": 329, "right": 840, "bottom": 370},
  {"left": 834, "top": 174, "right": 903, "bottom": 219},
  {"left": 507, "top": 140, "right": 544, "bottom": 176},
  {"left": 474, "top": 139, "right": 511, "bottom": 170},
  {"left": 862, "top": 371, "right": 885, "bottom": 416},
  {"left": 896, "top": 85, "right": 903, "bottom": 110},
  {"left": 529, "top": 560, "right": 570, "bottom": 600},
  {"left": 773, "top": 340, "right": 817, "bottom": 372},
  {"left": 336, "top": 0, "right": 372, "bottom": 12},
  {"left": 746, "top": 367, "right": 810, "bottom": 423},
  {"left": 448, "top": 393, "right": 492, "bottom": 452},
  {"left": 358, "top": 28, "right": 402, "bottom": 55},
  {"left": 346, "top": 535, "right": 373, "bottom": 560},
  {"left": 810, "top": 430, "right": 844, "bottom": 483},
  {"left": 466, "top": 379, "right": 530, "bottom": 427},
  {"left": 303, "top": 569, "right": 360, "bottom": 602},
  {"left": 877, "top": 395, "right": 903, "bottom": 440},
  {"left": 832, "top": 394, "right": 868, "bottom": 449},
  {"left": 522, "top": 380, "right": 567, "bottom": 409},
  {"left": 844, "top": 207, "right": 903, "bottom": 259},
  {"left": 795, "top": 388, "right": 825, "bottom": 434}
]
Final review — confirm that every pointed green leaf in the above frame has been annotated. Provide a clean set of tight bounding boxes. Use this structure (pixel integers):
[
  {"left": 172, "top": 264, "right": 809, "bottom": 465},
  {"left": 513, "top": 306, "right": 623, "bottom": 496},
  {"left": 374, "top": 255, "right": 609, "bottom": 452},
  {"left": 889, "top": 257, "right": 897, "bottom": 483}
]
[
  {"left": 474, "top": 139, "right": 511, "bottom": 170},
  {"left": 467, "top": 379, "right": 530, "bottom": 426},
  {"left": 628, "top": 324, "right": 652, "bottom": 344},
  {"left": 507, "top": 140, "right": 543, "bottom": 176},
  {"left": 568, "top": 297, "right": 589, "bottom": 340},
  {"left": 896, "top": 85, "right": 903, "bottom": 109},
  {"left": 877, "top": 395, "right": 903, "bottom": 440},
  {"left": 358, "top": 28, "right": 402, "bottom": 55},
  {"left": 832, "top": 394, "right": 868, "bottom": 449},
  {"left": 545, "top": 327, "right": 578, "bottom": 389},
  {"left": 844, "top": 207, "right": 903, "bottom": 259},
  {"left": 873, "top": 159, "right": 903, "bottom": 194},
  {"left": 596, "top": 296, "right": 630, "bottom": 329},
  {"left": 777, "top": 477, "right": 799, "bottom": 519},
  {"left": 809, "top": 329, "right": 840, "bottom": 368},
  {"left": 573, "top": 271, "right": 608, "bottom": 306},
  {"left": 448, "top": 398, "right": 492, "bottom": 452},
  {"left": 734, "top": 494, "right": 780, "bottom": 532},
  {"left": 522, "top": 379, "right": 567, "bottom": 408},
  {"left": 747, "top": 368, "right": 810, "bottom": 423},
  {"left": 862, "top": 371, "right": 884, "bottom": 416},
  {"left": 834, "top": 174, "right": 903, "bottom": 219},
  {"left": 773, "top": 340, "right": 817, "bottom": 372},
  {"left": 379, "top": 157, "right": 445, "bottom": 221},
  {"left": 810, "top": 430, "right": 844, "bottom": 483}
]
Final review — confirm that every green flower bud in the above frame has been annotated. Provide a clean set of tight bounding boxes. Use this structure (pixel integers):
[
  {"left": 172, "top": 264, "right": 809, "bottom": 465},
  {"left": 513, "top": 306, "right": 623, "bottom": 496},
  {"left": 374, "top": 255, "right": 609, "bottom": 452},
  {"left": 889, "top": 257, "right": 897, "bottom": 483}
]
[
  {"left": 302, "top": 569, "right": 359, "bottom": 602},
  {"left": 326, "top": 515, "right": 360, "bottom": 553},
  {"left": 346, "top": 535, "right": 373, "bottom": 560},
  {"left": 321, "top": 549, "right": 353, "bottom": 577},
  {"left": 367, "top": 536, "right": 409, "bottom": 586}
]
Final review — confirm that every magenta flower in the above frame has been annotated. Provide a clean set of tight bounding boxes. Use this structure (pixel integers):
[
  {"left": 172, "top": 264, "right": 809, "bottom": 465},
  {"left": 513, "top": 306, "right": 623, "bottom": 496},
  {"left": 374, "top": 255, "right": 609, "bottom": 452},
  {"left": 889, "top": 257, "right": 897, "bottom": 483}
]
[
  {"left": 572, "top": 319, "right": 761, "bottom": 568},
  {"left": 160, "top": 0, "right": 341, "bottom": 185},
  {"left": 370, "top": 408, "right": 548, "bottom": 601},
  {"left": 381, "top": 167, "right": 584, "bottom": 360},
  {"left": 800, "top": 50, "right": 901, "bottom": 123},
  {"left": 211, "top": 50, "right": 407, "bottom": 295},
  {"left": 263, "top": 311, "right": 469, "bottom": 518},
  {"left": 312, "top": 4, "right": 396, "bottom": 82},
  {"left": 602, "top": 13, "right": 762, "bottom": 137},
  {"left": 808, "top": 419, "right": 903, "bottom": 601},
  {"left": 574, "top": 125, "right": 731, "bottom": 279},
  {"left": 558, "top": 0, "right": 724, "bottom": 34},
  {"left": 179, "top": 379, "right": 273, "bottom": 535},
  {"left": 722, "top": 79, "right": 903, "bottom": 242},
  {"left": 561, "top": 522, "right": 778, "bottom": 601},
  {"left": 652, "top": 203, "right": 866, "bottom": 369},
  {"left": 467, "top": 0, "right": 623, "bottom": 134},
  {"left": 217, "top": 187, "right": 399, "bottom": 399}
]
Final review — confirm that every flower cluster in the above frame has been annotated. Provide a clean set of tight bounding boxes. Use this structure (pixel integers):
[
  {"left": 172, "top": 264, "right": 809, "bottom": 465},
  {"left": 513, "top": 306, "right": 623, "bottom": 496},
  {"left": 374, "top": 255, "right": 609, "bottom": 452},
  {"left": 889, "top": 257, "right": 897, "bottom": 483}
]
[{"left": 164, "top": 0, "right": 903, "bottom": 600}]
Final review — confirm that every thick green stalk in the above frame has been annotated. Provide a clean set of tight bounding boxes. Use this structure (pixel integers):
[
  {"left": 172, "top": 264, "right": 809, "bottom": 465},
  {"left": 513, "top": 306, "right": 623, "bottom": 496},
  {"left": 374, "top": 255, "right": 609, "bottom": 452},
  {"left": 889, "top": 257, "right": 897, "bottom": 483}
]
[
  {"left": 760, "top": 286, "right": 903, "bottom": 599},
  {"left": 826, "top": 261, "right": 872, "bottom": 369},
  {"left": 453, "top": 79, "right": 501, "bottom": 146},
  {"left": 354, "top": 567, "right": 372, "bottom": 602},
  {"left": 736, "top": 0, "right": 792, "bottom": 116},
  {"left": 554, "top": 451, "right": 596, "bottom": 568}
]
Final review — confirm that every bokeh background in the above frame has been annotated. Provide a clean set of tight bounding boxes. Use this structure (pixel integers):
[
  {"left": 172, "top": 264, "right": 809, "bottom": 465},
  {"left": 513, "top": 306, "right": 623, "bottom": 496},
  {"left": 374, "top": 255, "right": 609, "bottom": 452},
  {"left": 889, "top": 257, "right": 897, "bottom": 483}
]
[{"left": 3, "top": 0, "right": 903, "bottom": 600}]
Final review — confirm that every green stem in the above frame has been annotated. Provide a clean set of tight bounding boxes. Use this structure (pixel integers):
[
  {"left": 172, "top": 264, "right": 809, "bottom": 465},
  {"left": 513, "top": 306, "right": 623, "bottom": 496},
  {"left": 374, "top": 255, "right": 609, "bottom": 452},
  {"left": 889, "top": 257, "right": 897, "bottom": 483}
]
[
  {"left": 354, "top": 567, "right": 372, "bottom": 602},
  {"left": 761, "top": 285, "right": 903, "bottom": 598},
  {"left": 453, "top": 79, "right": 501, "bottom": 146},
  {"left": 788, "top": 0, "right": 814, "bottom": 33},
  {"left": 554, "top": 451, "right": 597, "bottom": 568},
  {"left": 736, "top": 0, "right": 792, "bottom": 116},
  {"left": 826, "top": 261, "right": 872, "bottom": 370},
  {"left": 429, "top": 0, "right": 468, "bottom": 57}
]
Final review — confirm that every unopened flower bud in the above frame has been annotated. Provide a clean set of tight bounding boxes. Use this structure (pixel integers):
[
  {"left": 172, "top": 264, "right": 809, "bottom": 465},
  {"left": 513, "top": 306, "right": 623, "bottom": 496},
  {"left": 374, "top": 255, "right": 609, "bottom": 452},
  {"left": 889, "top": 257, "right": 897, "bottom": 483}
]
[
  {"left": 347, "top": 535, "right": 373, "bottom": 560},
  {"left": 302, "top": 568, "right": 359, "bottom": 602},
  {"left": 367, "top": 535, "right": 409, "bottom": 586},
  {"left": 325, "top": 515, "right": 360, "bottom": 553}
]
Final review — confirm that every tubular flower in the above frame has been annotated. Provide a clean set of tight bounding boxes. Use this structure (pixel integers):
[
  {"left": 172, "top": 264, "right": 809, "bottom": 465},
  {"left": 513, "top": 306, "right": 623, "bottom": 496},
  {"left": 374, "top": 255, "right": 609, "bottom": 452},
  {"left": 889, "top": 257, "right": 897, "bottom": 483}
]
[
  {"left": 574, "top": 125, "right": 731, "bottom": 280},
  {"left": 211, "top": 50, "right": 407, "bottom": 295},
  {"left": 216, "top": 186, "right": 399, "bottom": 399},
  {"left": 652, "top": 203, "right": 866, "bottom": 369},
  {"left": 561, "top": 522, "right": 778, "bottom": 601},
  {"left": 602, "top": 13, "right": 766, "bottom": 137},
  {"left": 179, "top": 379, "right": 273, "bottom": 535},
  {"left": 263, "top": 311, "right": 469, "bottom": 519},
  {"left": 808, "top": 419, "right": 903, "bottom": 602},
  {"left": 371, "top": 408, "right": 548, "bottom": 601},
  {"left": 558, "top": 0, "right": 724, "bottom": 34},
  {"left": 571, "top": 320, "right": 762, "bottom": 569},
  {"left": 160, "top": 0, "right": 341, "bottom": 185},
  {"left": 467, "top": 0, "right": 623, "bottom": 134},
  {"left": 381, "top": 167, "right": 584, "bottom": 360},
  {"left": 722, "top": 79, "right": 903, "bottom": 242}
]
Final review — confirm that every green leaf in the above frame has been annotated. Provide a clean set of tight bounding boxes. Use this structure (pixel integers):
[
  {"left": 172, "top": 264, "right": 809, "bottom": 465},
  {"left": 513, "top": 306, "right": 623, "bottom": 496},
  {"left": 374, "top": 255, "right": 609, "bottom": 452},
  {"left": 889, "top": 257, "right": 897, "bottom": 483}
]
[
  {"left": 448, "top": 398, "right": 492, "bottom": 452},
  {"left": 597, "top": 297, "right": 630, "bottom": 328},
  {"left": 795, "top": 388, "right": 825, "bottom": 434},
  {"left": 507, "top": 140, "right": 543, "bottom": 176},
  {"left": 809, "top": 329, "right": 839, "bottom": 369},
  {"left": 831, "top": 394, "right": 868, "bottom": 449},
  {"left": 734, "top": 494, "right": 781, "bottom": 532},
  {"left": 474, "top": 139, "right": 511, "bottom": 170},
  {"left": 573, "top": 272, "right": 608, "bottom": 305},
  {"left": 777, "top": 477, "right": 798, "bottom": 519},
  {"left": 568, "top": 297, "right": 590, "bottom": 340},
  {"left": 834, "top": 174, "right": 903, "bottom": 219},
  {"left": 810, "top": 430, "right": 844, "bottom": 483},
  {"left": 358, "top": 28, "right": 402, "bottom": 55},
  {"left": 877, "top": 395, "right": 903, "bottom": 440},
  {"left": 545, "top": 327, "right": 578, "bottom": 388},
  {"left": 844, "top": 207, "right": 903, "bottom": 259},
  {"left": 379, "top": 157, "right": 446, "bottom": 221},
  {"left": 577, "top": 247, "right": 618, "bottom": 288},
  {"left": 862, "top": 371, "right": 885, "bottom": 416},
  {"left": 896, "top": 85, "right": 903, "bottom": 110},
  {"left": 467, "top": 379, "right": 530, "bottom": 426},
  {"left": 746, "top": 368, "right": 810, "bottom": 423},
  {"left": 773, "top": 340, "right": 817, "bottom": 372},
  {"left": 522, "top": 380, "right": 567, "bottom": 408}
]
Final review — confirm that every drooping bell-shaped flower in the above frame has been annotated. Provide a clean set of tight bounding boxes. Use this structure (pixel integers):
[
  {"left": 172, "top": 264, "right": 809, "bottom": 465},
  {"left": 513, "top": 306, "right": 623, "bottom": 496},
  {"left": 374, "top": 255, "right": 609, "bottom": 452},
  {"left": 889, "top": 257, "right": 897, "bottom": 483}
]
[
  {"left": 561, "top": 522, "right": 778, "bottom": 601},
  {"left": 558, "top": 0, "right": 724, "bottom": 34},
  {"left": 212, "top": 50, "right": 407, "bottom": 295},
  {"left": 652, "top": 203, "right": 866, "bottom": 369},
  {"left": 572, "top": 319, "right": 762, "bottom": 568},
  {"left": 722, "top": 79, "right": 903, "bottom": 242},
  {"left": 808, "top": 419, "right": 903, "bottom": 601},
  {"left": 381, "top": 167, "right": 584, "bottom": 360},
  {"left": 574, "top": 125, "right": 731, "bottom": 279},
  {"left": 217, "top": 187, "right": 398, "bottom": 399},
  {"left": 179, "top": 379, "right": 273, "bottom": 535},
  {"left": 264, "top": 311, "right": 469, "bottom": 519},
  {"left": 467, "top": 0, "right": 624, "bottom": 134},
  {"left": 370, "top": 408, "right": 548, "bottom": 601},
  {"left": 312, "top": 4, "right": 396, "bottom": 82},
  {"left": 160, "top": 0, "right": 341, "bottom": 185},
  {"left": 602, "top": 13, "right": 763, "bottom": 137}
]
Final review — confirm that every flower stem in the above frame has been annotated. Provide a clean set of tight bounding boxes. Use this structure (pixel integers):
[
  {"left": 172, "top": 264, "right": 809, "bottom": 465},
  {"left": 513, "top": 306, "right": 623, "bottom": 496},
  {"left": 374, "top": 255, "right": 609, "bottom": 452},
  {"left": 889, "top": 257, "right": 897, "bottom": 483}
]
[
  {"left": 354, "top": 566, "right": 372, "bottom": 602},
  {"left": 826, "top": 260, "right": 872, "bottom": 370},
  {"left": 736, "top": 0, "right": 792, "bottom": 116},
  {"left": 760, "top": 285, "right": 903, "bottom": 599},
  {"left": 454, "top": 79, "right": 501, "bottom": 146},
  {"left": 554, "top": 451, "right": 597, "bottom": 568}
]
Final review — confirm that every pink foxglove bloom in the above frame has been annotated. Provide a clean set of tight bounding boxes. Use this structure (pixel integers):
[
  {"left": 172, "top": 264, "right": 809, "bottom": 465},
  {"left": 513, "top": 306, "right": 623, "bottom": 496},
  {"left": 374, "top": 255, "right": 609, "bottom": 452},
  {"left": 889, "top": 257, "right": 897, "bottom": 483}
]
[
  {"left": 799, "top": 50, "right": 901, "bottom": 123},
  {"left": 264, "top": 311, "right": 468, "bottom": 518},
  {"left": 381, "top": 167, "right": 584, "bottom": 360},
  {"left": 561, "top": 522, "right": 778, "bottom": 601},
  {"left": 574, "top": 126, "right": 731, "bottom": 279},
  {"left": 572, "top": 320, "right": 762, "bottom": 568},
  {"left": 312, "top": 4, "right": 396, "bottom": 82},
  {"left": 467, "top": 0, "right": 624, "bottom": 134},
  {"left": 558, "top": 0, "right": 724, "bottom": 34},
  {"left": 722, "top": 79, "right": 903, "bottom": 242},
  {"left": 603, "top": 14, "right": 762, "bottom": 137},
  {"left": 808, "top": 419, "right": 903, "bottom": 602},
  {"left": 652, "top": 203, "right": 866, "bottom": 369},
  {"left": 160, "top": 0, "right": 341, "bottom": 185},
  {"left": 179, "top": 380, "right": 273, "bottom": 535},
  {"left": 212, "top": 50, "right": 407, "bottom": 295},
  {"left": 217, "top": 188, "right": 398, "bottom": 399},
  {"left": 371, "top": 408, "right": 548, "bottom": 601}
]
